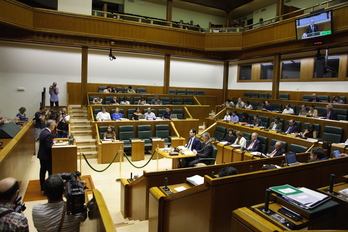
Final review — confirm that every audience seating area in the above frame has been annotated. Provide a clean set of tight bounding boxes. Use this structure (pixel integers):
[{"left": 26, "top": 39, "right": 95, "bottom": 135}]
[{"left": 98, "top": 86, "right": 205, "bottom": 95}]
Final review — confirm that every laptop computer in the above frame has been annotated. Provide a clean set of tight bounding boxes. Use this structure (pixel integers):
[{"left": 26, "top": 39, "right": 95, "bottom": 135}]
[
  {"left": 332, "top": 149, "right": 342, "bottom": 158},
  {"left": 285, "top": 153, "right": 301, "bottom": 166}
]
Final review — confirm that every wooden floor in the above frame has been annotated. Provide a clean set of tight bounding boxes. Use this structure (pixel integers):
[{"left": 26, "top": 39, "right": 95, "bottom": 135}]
[{"left": 23, "top": 175, "right": 94, "bottom": 202}]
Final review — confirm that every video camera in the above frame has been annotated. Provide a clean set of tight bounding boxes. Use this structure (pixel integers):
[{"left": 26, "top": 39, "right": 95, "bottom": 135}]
[
  {"left": 58, "top": 171, "right": 86, "bottom": 215},
  {"left": 14, "top": 195, "right": 26, "bottom": 213}
]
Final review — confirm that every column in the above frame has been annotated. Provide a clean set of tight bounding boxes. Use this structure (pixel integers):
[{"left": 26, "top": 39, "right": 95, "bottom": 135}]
[
  {"left": 81, "top": 47, "right": 88, "bottom": 106},
  {"left": 223, "top": 61, "right": 229, "bottom": 101},
  {"left": 272, "top": 54, "right": 281, "bottom": 100},
  {"left": 166, "top": 0, "right": 173, "bottom": 22},
  {"left": 164, "top": 54, "right": 171, "bottom": 94}
]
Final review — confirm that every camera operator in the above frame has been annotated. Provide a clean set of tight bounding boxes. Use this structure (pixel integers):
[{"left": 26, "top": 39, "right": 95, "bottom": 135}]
[
  {"left": 49, "top": 82, "right": 59, "bottom": 107},
  {"left": 32, "top": 174, "right": 87, "bottom": 232},
  {"left": 57, "top": 107, "right": 70, "bottom": 138},
  {"left": 0, "top": 177, "right": 28, "bottom": 231}
]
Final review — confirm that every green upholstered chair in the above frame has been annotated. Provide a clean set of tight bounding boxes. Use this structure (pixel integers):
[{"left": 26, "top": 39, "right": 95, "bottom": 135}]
[
  {"left": 257, "top": 135, "right": 268, "bottom": 154},
  {"left": 251, "top": 92, "right": 259, "bottom": 98},
  {"left": 183, "top": 98, "right": 194, "bottom": 105},
  {"left": 279, "top": 94, "right": 290, "bottom": 100},
  {"left": 196, "top": 90, "right": 205, "bottom": 95},
  {"left": 289, "top": 144, "right": 308, "bottom": 153},
  {"left": 155, "top": 124, "right": 171, "bottom": 146},
  {"left": 187, "top": 90, "right": 195, "bottom": 95},
  {"left": 160, "top": 97, "right": 171, "bottom": 105},
  {"left": 244, "top": 92, "right": 251, "bottom": 98},
  {"left": 259, "top": 93, "right": 268, "bottom": 99},
  {"left": 177, "top": 89, "right": 186, "bottom": 95},
  {"left": 198, "top": 145, "right": 218, "bottom": 165},
  {"left": 172, "top": 98, "right": 182, "bottom": 105},
  {"left": 211, "top": 126, "right": 227, "bottom": 141},
  {"left": 322, "top": 126, "right": 343, "bottom": 143},
  {"left": 136, "top": 88, "right": 146, "bottom": 94},
  {"left": 270, "top": 139, "right": 287, "bottom": 152},
  {"left": 118, "top": 125, "right": 134, "bottom": 150},
  {"left": 169, "top": 89, "right": 176, "bottom": 95},
  {"left": 137, "top": 125, "right": 152, "bottom": 149}
]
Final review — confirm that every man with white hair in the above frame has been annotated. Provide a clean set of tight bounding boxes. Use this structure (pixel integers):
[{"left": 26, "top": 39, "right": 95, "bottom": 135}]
[
  {"left": 188, "top": 132, "right": 213, "bottom": 167},
  {"left": 266, "top": 141, "right": 285, "bottom": 157},
  {"left": 321, "top": 104, "right": 338, "bottom": 120}
]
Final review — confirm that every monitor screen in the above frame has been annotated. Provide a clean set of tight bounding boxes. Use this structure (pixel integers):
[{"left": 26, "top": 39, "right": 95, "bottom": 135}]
[
  {"left": 285, "top": 152, "right": 297, "bottom": 164},
  {"left": 295, "top": 11, "right": 332, "bottom": 40}
]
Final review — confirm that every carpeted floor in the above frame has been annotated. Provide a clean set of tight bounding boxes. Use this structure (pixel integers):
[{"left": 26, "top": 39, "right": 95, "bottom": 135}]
[{"left": 23, "top": 175, "right": 94, "bottom": 202}]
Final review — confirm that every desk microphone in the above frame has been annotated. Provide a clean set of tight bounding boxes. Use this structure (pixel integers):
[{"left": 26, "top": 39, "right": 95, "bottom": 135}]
[
  {"left": 211, "top": 171, "right": 215, "bottom": 178},
  {"left": 281, "top": 160, "right": 284, "bottom": 167},
  {"left": 249, "top": 165, "right": 253, "bottom": 172},
  {"left": 164, "top": 177, "right": 169, "bottom": 191},
  {"left": 329, "top": 174, "right": 335, "bottom": 194},
  {"left": 262, "top": 189, "right": 271, "bottom": 213},
  {"left": 130, "top": 172, "right": 133, "bottom": 182}
]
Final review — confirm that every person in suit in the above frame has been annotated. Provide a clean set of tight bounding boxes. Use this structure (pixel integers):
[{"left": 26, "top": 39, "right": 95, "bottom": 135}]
[
  {"left": 245, "top": 132, "right": 261, "bottom": 152},
  {"left": 284, "top": 119, "right": 299, "bottom": 134},
  {"left": 182, "top": 128, "right": 201, "bottom": 167},
  {"left": 188, "top": 132, "right": 213, "bottom": 167},
  {"left": 268, "top": 116, "right": 283, "bottom": 131},
  {"left": 308, "top": 93, "right": 321, "bottom": 102},
  {"left": 306, "top": 19, "right": 319, "bottom": 33},
  {"left": 321, "top": 104, "right": 338, "bottom": 120},
  {"left": 266, "top": 141, "right": 285, "bottom": 157},
  {"left": 38, "top": 120, "right": 56, "bottom": 191}
]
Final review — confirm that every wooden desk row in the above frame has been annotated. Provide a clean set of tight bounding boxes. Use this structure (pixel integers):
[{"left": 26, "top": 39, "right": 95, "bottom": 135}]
[
  {"left": 0, "top": 121, "right": 35, "bottom": 182},
  {"left": 213, "top": 106, "right": 348, "bottom": 141},
  {"left": 148, "top": 156, "right": 348, "bottom": 232},
  {"left": 120, "top": 153, "right": 310, "bottom": 221}
]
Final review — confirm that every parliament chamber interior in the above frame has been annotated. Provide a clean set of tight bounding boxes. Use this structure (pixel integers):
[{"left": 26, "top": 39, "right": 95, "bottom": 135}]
[{"left": 1, "top": 0, "right": 348, "bottom": 231}]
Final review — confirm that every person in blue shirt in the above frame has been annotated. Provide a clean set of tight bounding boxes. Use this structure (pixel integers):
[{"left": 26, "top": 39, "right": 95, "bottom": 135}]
[
  {"left": 112, "top": 107, "right": 123, "bottom": 120},
  {"left": 162, "top": 107, "right": 172, "bottom": 119},
  {"left": 16, "top": 107, "right": 27, "bottom": 121}
]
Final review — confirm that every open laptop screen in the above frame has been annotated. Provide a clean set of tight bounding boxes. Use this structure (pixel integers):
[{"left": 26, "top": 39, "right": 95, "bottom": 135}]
[{"left": 285, "top": 152, "right": 298, "bottom": 164}]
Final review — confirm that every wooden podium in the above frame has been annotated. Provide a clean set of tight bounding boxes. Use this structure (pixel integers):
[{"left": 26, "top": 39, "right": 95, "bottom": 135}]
[
  {"left": 131, "top": 139, "right": 144, "bottom": 161},
  {"left": 98, "top": 140, "right": 124, "bottom": 164},
  {"left": 52, "top": 138, "right": 77, "bottom": 174},
  {"left": 151, "top": 138, "right": 164, "bottom": 160},
  {"left": 170, "top": 137, "right": 185, "bottom": 148}
]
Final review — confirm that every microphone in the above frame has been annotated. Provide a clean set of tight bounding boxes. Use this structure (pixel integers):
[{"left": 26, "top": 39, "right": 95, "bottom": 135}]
[
  {"left": 164, "top": 177, "right": 169, "bottom": 191},
  {"left": 329, "top": 174, "right": 335, "bottom": 193},
  {"left": 211, "top": 171, "right": 215, "bottom": 178},
  {"left": 262, "top": 189, "right": 271, "bottom": 213},
  {"left": 249, "top": 165, "right": 253, "bottom": 172},
  {"left": 130, "top": 172, "right": 133, "bottom": 182}
]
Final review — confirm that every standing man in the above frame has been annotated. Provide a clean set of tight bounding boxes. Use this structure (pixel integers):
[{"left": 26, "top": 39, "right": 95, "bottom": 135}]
[
  {"left": 34, "top": 106, "right": 48, "bottom": 141},
  {"left": 49, "top": 82, "right": 59, "bottom": 107},
  {"left": 38, "top": 120, "right": 56, "bottom": 191},
  {"left": 56, "top": 107, "right": 70, "bottom": 138},
  {"left": 32, "top": 175, "right": 86, "bottom": 231},
  {"left": 188, "top": 132, "right": 213, "bottom": 167},
  {"left": 0, "top": 177, "right": 29, "bottom": 231}
]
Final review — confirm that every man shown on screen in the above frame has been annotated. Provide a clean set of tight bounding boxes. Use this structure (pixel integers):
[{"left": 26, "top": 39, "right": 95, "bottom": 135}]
[{"left": 306, "top": 19, "right": 319, "bottom": 33}]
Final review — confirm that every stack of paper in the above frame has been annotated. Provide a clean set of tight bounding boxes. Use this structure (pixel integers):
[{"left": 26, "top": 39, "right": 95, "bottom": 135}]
[
  {"left": 186, "top": 175, "right": 204, "bottom": 186},
  {"left": 182, "top": 150, "right": 194, "bottom": 155}
]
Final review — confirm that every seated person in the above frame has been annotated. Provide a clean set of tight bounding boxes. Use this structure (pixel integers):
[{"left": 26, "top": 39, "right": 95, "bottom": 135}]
[
  {"left": 96, "top": 106, "right": 111, "bottom": 121},
  {"left": 253, "top": 115, "right": 262, "bottom": 127},
  {"left": 245, "top": 132, "right": 261, "bottom": 152},
  {"left": 144, "top": 107, "right": 156, "bottom": 120},
  {"left": 16, "top": 107, "right": 28, "bottom": 121},
  {"left": 218, "top": 167, "right": 238, "bottom": 177},
  {"left": 132, "top": 107, "right": 142, "bottom": 120},
  {"left": 230, "top": 111, "right": 239, "bottom": 123},
  {"left": 138, "top": 96, "right": 147, "bottom": 105},
  {"left": 307, "top": 105, "right": 318, "bottom": 117},
  {"left": 103, "top": 86, "right": 111, "bottom": 93},
  {"left": 224, "top": 128, "right": 236, "bottom": 143},
  {"left": 120, "top": 97, "right": 130, "bottom": 105},
  {"left": 308, "top": 93, "right": 321, "bottom": 102},
  {"left": 266, "top": 141, "right": 285, "bottom": 157},
  {"left": 332, "top": 95, "right": 344, "bottom": 104},
  {"left": 104, "top": 125, "right": 116, "bottom": 140},
  {"left": 321, "top": 104, "right": 338, "bottom": 120},
  {"left": 151, "top": 95, "right": 161, "bottom": 105},
  {"left": 110, "top": 96, "right": 119, "bottom": 105},
  {"left": 235, "top": 98, "right": 245, "bottom": 108},
  {"left": 282, "top": 104, "right": 294, "bottom": 114},
  {"left": 232, "top": 131, "right": 246, "bottom": 149},
  {"left": 223, "top": 110, "right": 231, "bottom": 121},
  {"left": 127, "top": 86, "right": 135, "bottom": 93},
  {"left": 32, "top": 175, "right": 87, "bottom": 231},
  {"left": 188, "top": 132, "right": 213, "bottom": 167},
  {"left": 0, "top": 177, "right": 28, "bottom": 231},
  {"left": 303, "top": 123, "right": 317, "bottom": 138},
  {"left": 162, "top": 107, "right": 172, "bottom": 119},
  {"left": 262, "top": 100, "right": 273, "bottom": 111},
  {"left": 268, "top": 116, "right": 283, "bottom": 131},
  {"left": 244, "top": 101, "right": 253, "bottom": 110},
  {"left": 111, "top": 87, "right": 118, "bottom": 93},
  {"left": 284, "top": 119, "right": 299, "bottom": 134},
  {"left": 240, "top": 112, "right": 251, "bottom": 124},
  {"left": 112, "top": 107, "right": 123, "bottom": 120},
  {"left": 93, "top": 96, "right": 102, "bottom": 104},
  {"left": 221, "top": 99, "right": 234, "bottom": 107},
  {"left": 308, "top": 147, "right": 328, "bottom": 162},
  {"left": 298, "top": 104, "right": 307, "bottom": 116},
  {"left": 182, "top": 129, "right": 201, "bottom": 167}
]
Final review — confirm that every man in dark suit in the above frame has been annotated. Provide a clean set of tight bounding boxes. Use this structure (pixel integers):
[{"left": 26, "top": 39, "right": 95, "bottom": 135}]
[
  {"left": 38, "top": 120, "right": 56, "bottom": 191},
  {"left": 182, "top": 129, "right": 201, "bottom": 167},
  {"left": 284, "top": 119, "right": 299, "bottom": 134},
  {"left": 188, "top": 132, "right": 213, "bottom": 167},
  {"left": 266, "top": 141, "right": 285, "bottom": 157},
  {"left": 306, "top": 19, "right": 319, "bottom": 33},
  {"left": 245, "top": 132, "right": 261, "bottom": 152},
  {"left": 308, "top": 93, "right": 321, "bottom": 102},
  {"left": 321, "top": 104, "right": 338, "bottom": 120}
]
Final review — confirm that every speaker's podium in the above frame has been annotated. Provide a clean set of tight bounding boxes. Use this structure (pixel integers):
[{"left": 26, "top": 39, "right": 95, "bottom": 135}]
[{"left": 52, "top": 138, "right": 77, "bottom": 174}]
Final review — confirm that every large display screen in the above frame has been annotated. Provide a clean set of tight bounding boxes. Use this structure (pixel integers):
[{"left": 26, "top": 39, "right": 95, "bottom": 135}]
[{"left": 295, "top": 11, "right": 332, "bottom": 40}]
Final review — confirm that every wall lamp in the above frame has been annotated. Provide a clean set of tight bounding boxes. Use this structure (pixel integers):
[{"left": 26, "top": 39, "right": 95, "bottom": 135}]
[{"left": 109, "top": 48, "right": 116, "bottom": 61}]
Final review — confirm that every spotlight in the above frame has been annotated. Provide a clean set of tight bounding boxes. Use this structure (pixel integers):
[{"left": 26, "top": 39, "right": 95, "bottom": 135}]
[{"left": 109, "top": 48, "right": 116, "bottom": 61}]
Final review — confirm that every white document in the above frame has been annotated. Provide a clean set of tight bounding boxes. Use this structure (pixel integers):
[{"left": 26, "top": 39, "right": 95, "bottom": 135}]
[
  {"left": 230, "top": 144, "right": 241, "bottom": 148},
  {"left": 177, "top": 146, "right": 186, "bottom": 150},
  {"left": 186, "top": 175, "right": 204, "bottom": 186},
  {"left": 174, "top": 186, "right": 187, "bottom": 192},
  {"left": 219, "top": 141, "right": 229, "bottom": 145},
  {"left": 182, "top": 150, "right": 194, "bottom": 155}
]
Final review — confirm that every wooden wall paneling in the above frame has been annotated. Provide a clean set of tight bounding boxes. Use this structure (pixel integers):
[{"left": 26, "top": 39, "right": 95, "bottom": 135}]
[
  {"left": 67, "top": 82, "right": 82, "bottom": 105},
  {"left": 338, "top": 54, "right": 347, "bottom": 79},
  {"left": 204, "top": 33, "right": 242, "bottom": 51},
  {"left": 332, "top": 6, "right": 348, "bottom": 32},
  {"left": 0, "top": 0, "right": 33, "bottom": 29},
  {"left": 300, "top": 57, "right": 314, "bottom": 81},
  {"left": 251, "top": 63, "right": 261, "bottom": 81}
]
